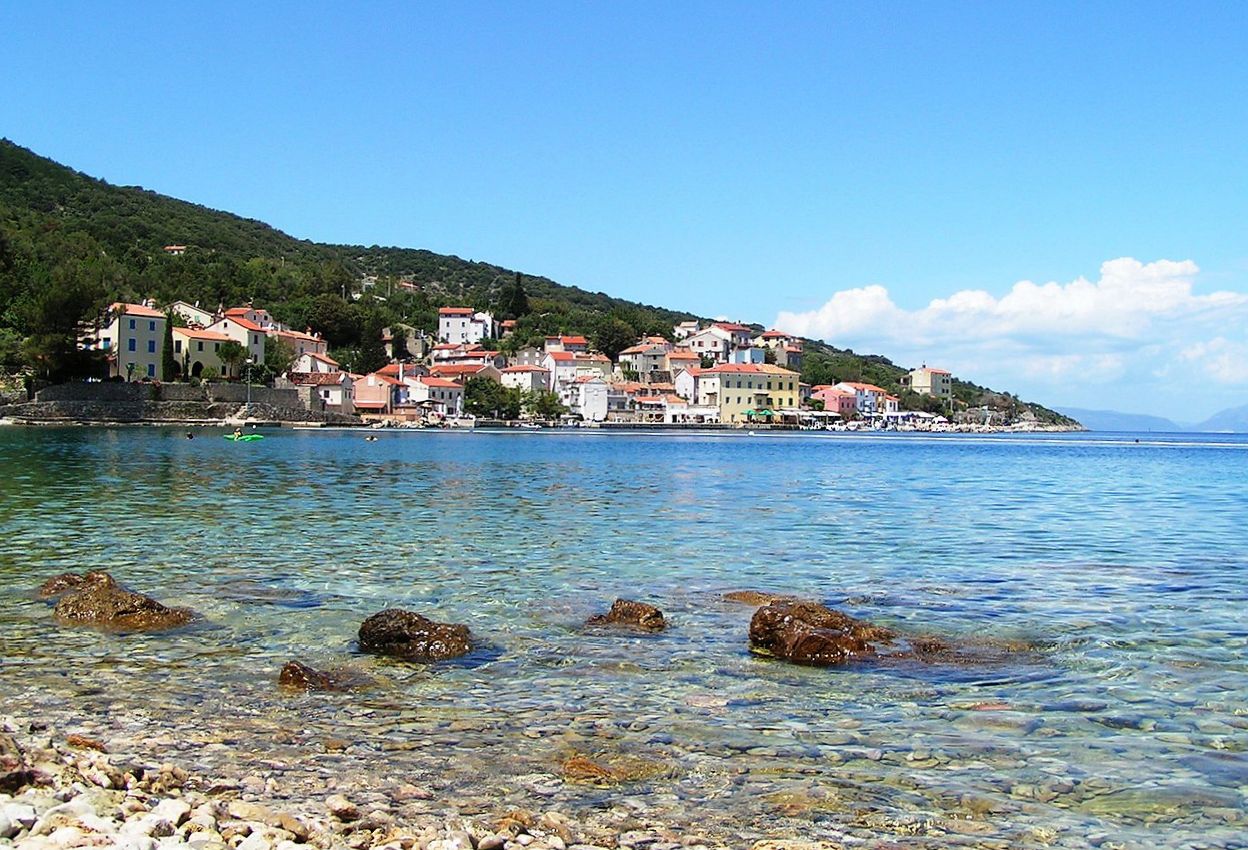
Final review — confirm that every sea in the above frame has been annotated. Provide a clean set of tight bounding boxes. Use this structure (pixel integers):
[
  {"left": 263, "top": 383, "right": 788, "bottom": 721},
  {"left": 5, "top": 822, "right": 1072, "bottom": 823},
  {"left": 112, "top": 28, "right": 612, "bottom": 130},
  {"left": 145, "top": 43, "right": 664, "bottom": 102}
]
[{"left": 1, "top": 426, "right": 1245, "bottom": 848}]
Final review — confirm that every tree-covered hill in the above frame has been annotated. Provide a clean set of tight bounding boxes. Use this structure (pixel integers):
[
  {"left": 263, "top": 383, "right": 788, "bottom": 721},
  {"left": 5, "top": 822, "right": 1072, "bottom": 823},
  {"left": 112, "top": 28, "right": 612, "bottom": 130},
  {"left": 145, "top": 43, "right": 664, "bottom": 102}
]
[{"left": 0, "top": 138, "right": 1076, "bottom": 424}]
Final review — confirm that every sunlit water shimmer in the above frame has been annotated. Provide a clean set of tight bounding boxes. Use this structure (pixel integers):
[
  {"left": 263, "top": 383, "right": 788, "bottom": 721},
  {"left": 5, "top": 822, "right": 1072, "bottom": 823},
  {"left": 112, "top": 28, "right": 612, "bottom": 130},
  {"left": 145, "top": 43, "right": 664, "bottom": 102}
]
[{"left": 2, "top": 426, "right": 1246, "bottom": 847}]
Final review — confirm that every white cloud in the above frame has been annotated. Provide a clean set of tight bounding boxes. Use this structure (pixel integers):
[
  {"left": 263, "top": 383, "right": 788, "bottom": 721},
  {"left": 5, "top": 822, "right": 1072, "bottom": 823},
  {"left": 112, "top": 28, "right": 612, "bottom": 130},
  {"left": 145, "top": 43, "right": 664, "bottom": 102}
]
[
  {"left": 773, "top": 257, "right": 1248, "bottom": 416},
  {"left": 1179, "top": 338, "right": 1248, "bottom": 384}
]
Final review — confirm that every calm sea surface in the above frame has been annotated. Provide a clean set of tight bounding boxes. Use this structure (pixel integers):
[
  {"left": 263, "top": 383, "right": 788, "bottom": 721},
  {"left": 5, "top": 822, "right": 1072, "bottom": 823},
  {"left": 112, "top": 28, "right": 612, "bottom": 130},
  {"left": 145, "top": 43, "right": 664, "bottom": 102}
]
[{"left": 1, "top": 427, "right": 1246, "bottom": 847}]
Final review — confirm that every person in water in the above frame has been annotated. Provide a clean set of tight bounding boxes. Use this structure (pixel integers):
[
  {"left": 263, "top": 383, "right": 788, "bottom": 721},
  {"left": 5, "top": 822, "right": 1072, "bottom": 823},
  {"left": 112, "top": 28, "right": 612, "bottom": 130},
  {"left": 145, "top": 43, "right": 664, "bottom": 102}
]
[
  {"left": 186, "top": 432, "right": 194, "bottom": 440},
  {"left": 233, "top": 427, "right": 243, "bottom": 440}
]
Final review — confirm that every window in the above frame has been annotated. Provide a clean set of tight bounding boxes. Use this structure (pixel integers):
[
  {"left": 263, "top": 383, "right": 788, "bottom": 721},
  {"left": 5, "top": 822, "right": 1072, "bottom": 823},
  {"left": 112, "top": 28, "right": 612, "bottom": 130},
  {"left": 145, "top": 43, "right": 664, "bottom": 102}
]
[
  {"left": 174, "top": 340, "right": 182, "bottom": 353},
  {"left": 129, "top": 319, "right": 136, "bottom": 330},
  {"left": 147, "top": 363, "right": 155, "bottom": 377},
  {"left": 197, "top": 341, "right": 204, "bottom": 351},
  {"left": 148, "top": 340, "right": 156, "bottom": 353},
  {"left": 128, "top": 338, "right": 136, "bottom": 352},
  {"left": 149, "top": 321, "right": 156, "bottom": 332}
]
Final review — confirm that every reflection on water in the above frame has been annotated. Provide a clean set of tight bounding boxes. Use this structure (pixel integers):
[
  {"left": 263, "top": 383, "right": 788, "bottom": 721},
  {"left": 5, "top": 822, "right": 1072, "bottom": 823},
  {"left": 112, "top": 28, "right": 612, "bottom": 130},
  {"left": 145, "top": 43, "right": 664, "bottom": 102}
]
[{"left": 1, "top": 426, "right": 1246, "bottom": 847}]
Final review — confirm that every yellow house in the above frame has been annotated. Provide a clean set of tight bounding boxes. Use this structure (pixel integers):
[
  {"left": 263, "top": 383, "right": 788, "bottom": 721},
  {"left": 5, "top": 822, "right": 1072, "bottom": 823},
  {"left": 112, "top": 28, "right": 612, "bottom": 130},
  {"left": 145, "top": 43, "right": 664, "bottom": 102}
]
[
  {"left": 901, "top": 365, "right": 953, "bottom": 403},
  {"left": 172, "top": 327, "right": 233, "bottom": 379},
  {"left": 93, "top": 302, "right": 167, "bottom": 381},
  {"left": 705, "top": 363, "right": 801, "bottom": 423}
]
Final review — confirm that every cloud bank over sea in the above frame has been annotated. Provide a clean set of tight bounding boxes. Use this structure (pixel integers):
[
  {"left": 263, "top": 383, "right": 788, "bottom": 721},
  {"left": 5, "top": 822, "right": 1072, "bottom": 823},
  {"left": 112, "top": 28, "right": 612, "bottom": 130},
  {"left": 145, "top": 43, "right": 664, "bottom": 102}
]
[{"left": 776, "top": 258, "right": 1248, "bottom": 420}]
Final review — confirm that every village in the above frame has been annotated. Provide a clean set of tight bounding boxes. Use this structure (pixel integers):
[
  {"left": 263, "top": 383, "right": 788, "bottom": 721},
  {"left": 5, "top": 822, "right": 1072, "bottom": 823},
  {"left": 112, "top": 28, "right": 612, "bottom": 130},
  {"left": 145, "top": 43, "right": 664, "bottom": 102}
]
[{"left": 82, "top": 300, "right": 986, "bottom": 430}]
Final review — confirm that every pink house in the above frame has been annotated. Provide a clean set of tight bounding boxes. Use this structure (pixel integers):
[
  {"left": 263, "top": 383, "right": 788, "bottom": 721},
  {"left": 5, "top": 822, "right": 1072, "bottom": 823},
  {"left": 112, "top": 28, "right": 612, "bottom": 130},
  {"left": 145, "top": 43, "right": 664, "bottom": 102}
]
[{"left": 811, "top": 385, "right": 857, "bottom": 417}]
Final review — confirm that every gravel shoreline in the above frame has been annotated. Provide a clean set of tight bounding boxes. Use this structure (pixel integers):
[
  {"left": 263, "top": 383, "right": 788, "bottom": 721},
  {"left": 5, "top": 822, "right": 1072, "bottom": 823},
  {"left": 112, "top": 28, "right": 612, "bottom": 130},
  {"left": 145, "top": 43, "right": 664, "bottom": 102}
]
[{"left": 1, "top": 717, "right": 841, "bottom": 850}]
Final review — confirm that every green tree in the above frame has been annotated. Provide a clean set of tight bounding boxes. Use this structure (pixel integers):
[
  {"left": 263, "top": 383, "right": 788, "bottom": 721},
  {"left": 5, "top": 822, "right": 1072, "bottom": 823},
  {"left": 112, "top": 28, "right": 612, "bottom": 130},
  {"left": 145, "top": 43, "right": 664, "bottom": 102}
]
[
  {"left": 524, "top": 390, "right": 566, "bottom": 420},
  {"left": 593, "top": 317, "right": 636, "bottom": 361},
  {"left": 20, "top": 264, "right": 106, "bottom": 382},
  {"left": 498, "top": 272, "right": 530, "bottom": 319},
  {"left": 305, "top": 294, "right": 359, "bottom": 347},
  {"left": 217, "top": 340, "right": 248, "bottom": 379},
  {"left": 464, "top": 376, "right": 522, "bottom": 419},
  {"left": 355, "top": 310, "right": 389, "bottom": 375},
  {"left": 262, "top": 335, "right": 296, "bottom": 381},
  {"left": 161, "top": 311, "right": 177, "bottom": 381}
]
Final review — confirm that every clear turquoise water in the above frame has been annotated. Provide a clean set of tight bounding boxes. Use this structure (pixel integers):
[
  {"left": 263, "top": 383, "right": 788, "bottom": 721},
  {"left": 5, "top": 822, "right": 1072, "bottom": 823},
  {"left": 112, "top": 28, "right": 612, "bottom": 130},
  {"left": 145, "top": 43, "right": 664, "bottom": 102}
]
[{"left": 1, "top": 427, "right": 1246, "bottom": 847}]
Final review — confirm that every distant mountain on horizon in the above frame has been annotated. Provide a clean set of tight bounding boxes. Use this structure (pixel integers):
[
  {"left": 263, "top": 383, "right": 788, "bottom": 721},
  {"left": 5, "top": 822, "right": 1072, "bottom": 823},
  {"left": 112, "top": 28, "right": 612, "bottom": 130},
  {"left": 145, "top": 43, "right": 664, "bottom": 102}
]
[
  {"left": 1057, "top": 404, "right": 1248, "bottom": 433},
  {"left": 1191, "top": 402, "right": 1248, "bottom": 433},
  {"left": 1055, "top": 408, "right": 1184, "bottom": 433}
]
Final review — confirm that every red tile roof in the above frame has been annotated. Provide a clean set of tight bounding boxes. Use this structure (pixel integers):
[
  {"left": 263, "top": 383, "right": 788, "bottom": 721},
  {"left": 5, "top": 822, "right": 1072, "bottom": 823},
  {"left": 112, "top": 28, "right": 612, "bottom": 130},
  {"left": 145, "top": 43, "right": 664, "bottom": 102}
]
[
  {"left": 173, "top": 327, "right": 231, "bottom": 342},
  {"left": 417, "top": 376, "right": 463, "bottom": 389},
  {"left": 111, "top": 302, "right": 165, "bottom": 319},
  {"left": 220, "top": 316, "right": 264, "bottom": 332},
  {"left": 501, "top": 365, "right": 549, "bottom": 373},
  {"left": 288, "top": 371, "right": 348, "bottom": 386},
  {"left": 439, "top": 307, "right": 474, "bottom": 315}
]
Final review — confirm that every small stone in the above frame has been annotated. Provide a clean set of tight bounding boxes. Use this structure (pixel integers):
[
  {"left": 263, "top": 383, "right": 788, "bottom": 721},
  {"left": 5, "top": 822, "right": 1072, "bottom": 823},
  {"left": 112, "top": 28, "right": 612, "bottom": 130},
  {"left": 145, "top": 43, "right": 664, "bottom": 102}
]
[
  {"left": 325, "top": 794, "right": 359, "bottom": 822},
  {"left": 152, "top": 799, "right": 192, "bottom": 827},
  {"left": 227, "top": 801, "right": 273, "bottom": 824}
]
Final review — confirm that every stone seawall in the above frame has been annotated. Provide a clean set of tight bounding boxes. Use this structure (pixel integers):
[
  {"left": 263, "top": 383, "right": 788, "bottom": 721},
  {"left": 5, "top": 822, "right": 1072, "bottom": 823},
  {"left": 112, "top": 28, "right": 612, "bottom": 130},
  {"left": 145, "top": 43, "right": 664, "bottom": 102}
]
[{"left": 2, "top": 383, "right": 359, "bottom": 425}]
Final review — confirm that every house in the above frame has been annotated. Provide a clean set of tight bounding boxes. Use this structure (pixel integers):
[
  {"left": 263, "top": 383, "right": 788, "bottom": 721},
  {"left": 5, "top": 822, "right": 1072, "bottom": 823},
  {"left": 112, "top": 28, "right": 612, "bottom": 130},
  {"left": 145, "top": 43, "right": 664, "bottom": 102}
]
[
  {"left": 834, "top": 382, "right": 889, "bottom": 415},
  {"left": 711, "top": 322, "right": 754, "bottom": 349},
  {"left": 500, "top": 365, "right": 550, "bottom": 393},
  {"left": 811, "top": 385, "right": 857, "bottom": 418},
  {"left": 560, "top": 375, "right": 609, "bottom": 422},
  {"left": 511, "top": 347, "right": 546, "bottom": 367},
  {"left": 440, "top": 347, "right": 506, "bottom": 369},
  {"left": 882, "top": 394, "right": 900, "bottom": 414},
  {"left": 291, "top": 351, "right": 340, "bottom": 374},
  {"left": 90, "top": 302, "right": 167, "bottom": 381},
  {"left": 438, "top": 307, "right": 494, "bottom": 345},
  {"left": 617, "top": 341, "right": 671, "bottom": 382},
  {"left": 430, "top": 363, "right": 502, "bottom": 384},
  {"left": 168, "top": 300, "right": 216, "bottom": 328},
  {"left": 172, "top": 327, "right": 232, "bottom": 379},
  {"left": 284, "top": 371, "right": 354, "bottom": 415},
  {"left": 672, "top": 320, "right": 700, "bottom": 340},
  {"left": 406, "top": 376, "right": 464, "bottom": 416},
  {"left": 900, "top": 365, "right": 953, "bottom": 404},
  {"left": 499, "top": 319, "right": 517, "bottom": 337},
  {"left": 206, "top": 314, "right": 266, "bottom": 370},
  {"left": 542, "top": 351, "right": 613, "bottom": 390},
  {"left": 543, "top": 335, "right": 590, "bottom": 354},
  {"left": 666, "top": 349, "right": 700, "bottom": 376},
  {"left": 776, "top": 344, "right": 803, "bottom": 372},
  {"left": 683, "top": 326, "right": 732, "bottom": 363},
  {"left": 352, "top": 372, "right": 405, "bottom": 417},
  {"left": 162, "top": 245, "right": 187, "bottom": 256},
  {"left": 375, "top": 362, "right": 430, "bottom": 381},
  {"left": 704, "top": 363, "right": 801, "bottom": 423},
  {"left": 222, "top": 305, "right": 278, "bottom": 331},
  {"left": 730, "top": 347, "right": 766, "bottom": 365},
  {"left": 271, "top": 328, "right": 328, "bottom": 359}
]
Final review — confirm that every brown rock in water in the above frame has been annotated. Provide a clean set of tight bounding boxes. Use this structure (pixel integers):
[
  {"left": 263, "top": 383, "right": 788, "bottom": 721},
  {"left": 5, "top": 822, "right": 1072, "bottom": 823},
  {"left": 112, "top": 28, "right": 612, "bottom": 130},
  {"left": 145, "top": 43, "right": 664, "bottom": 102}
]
[
  {"left": 749, "top": 600, "right": 894, "bottom": 665},
  {"left": 723, "top": 590, "right": 795, "bottom": 606},
  {"left": 0, "top": 733, "right": 35, "bottom": 793},
  {"left": 65, "top": 733, "right": 107, "bottom": 752},
  {"left": 278, "top": 660, "right": 339, "bottom": 691},
  {"left": 357, "top": 608, "right": 471, "bottom": 661},
  {"left": 50, "top": 572, "right": 193, "bottom": 632},
  {"left": 586, "top": 599, "right": 666, "bottom": 631},
  {"left": 38, "top": 572, "right": 94, "bottom": 598}
]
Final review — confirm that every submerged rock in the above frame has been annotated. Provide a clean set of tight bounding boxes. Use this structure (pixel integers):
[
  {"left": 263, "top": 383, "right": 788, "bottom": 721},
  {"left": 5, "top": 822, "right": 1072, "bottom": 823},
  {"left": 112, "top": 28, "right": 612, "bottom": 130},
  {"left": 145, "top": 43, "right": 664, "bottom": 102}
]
[
  {"left": 48, "top": 572, "right": 193, "bottom": 633},
  {"left": 723, "top": 590, "right": 795, "bottom": 606},
  {"left": 37, "top": 572, "right": 94, "bottom": 598},
  {"left": 278, "top": 660, "right": 339, "bottom": 691},
  {"left": 586, "top": 599, "right": 667, "bottom": 631},
  {"left": 0, "top": 733, "right": 35, "bottom": 793},
  {"left": 749, "top": 600, "right": 894, "bottom": 665},
  {"left": 358, "top": 608, "right": 471, "bottom": 661}
]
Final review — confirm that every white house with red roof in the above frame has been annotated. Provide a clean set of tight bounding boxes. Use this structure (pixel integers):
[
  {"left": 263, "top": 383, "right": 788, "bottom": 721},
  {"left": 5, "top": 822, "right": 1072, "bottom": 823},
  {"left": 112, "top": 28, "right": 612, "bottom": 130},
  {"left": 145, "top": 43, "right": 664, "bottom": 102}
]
[
  {"left": 222, "top": 305, "right": 278, "bottom": 331},
  {"left": 500, "top": 365, "right": 550, "bottom": 394},
  {"left": 285, "top": 371, "right": 355, "bottom": 415},
  {"left": 438, "top": 307, "right": 494, "bottom": 345},
  {"left": 430, "top": 363, "right": 502, "bottom": 384},
  {"left": 557, "top": 375, "right": 609, "bottom": 422},
  {"left": 672, "top": 320, "right": 700, "bottom": 340},
  {"left": 405, "top": 375, "right": 464, "bottom": 416},
  {"left": 617, "top": 340, "right": 672, "bottom": 382},
  {"left": 543, "top": 335, "right": 589, "bottom": 354},
  {"left": 834, "top": 381, "right": 888, "bottom": 415},
  {"left": 291, "top": 351, "right": 340, "bottom": 374},
  {"left": 270, "top": 327, "right": 328, "bottom": 359},
  {"left": 168, "top": 300, "right": 216, "bottom": 328},
  {"left": 91, "top": 302, "right": 167, "bottom": 380},
  {"left": 206, "top": 313, "right": 266, "bottom": 366}
]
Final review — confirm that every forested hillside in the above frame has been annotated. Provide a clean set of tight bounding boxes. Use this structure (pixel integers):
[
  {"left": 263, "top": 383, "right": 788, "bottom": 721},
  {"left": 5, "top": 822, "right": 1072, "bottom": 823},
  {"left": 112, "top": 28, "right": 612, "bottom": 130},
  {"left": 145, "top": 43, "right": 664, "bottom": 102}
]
[{"left": 0, "top": 138, "right": 1075, "bottom": 423}]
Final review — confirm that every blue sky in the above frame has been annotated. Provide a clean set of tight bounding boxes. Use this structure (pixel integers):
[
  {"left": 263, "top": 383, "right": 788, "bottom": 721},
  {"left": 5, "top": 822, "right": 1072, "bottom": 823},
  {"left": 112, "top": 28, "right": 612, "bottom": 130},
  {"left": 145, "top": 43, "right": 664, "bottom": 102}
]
[{"left": 2, "top": 1, "right": 1246, "bottom": 420}]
